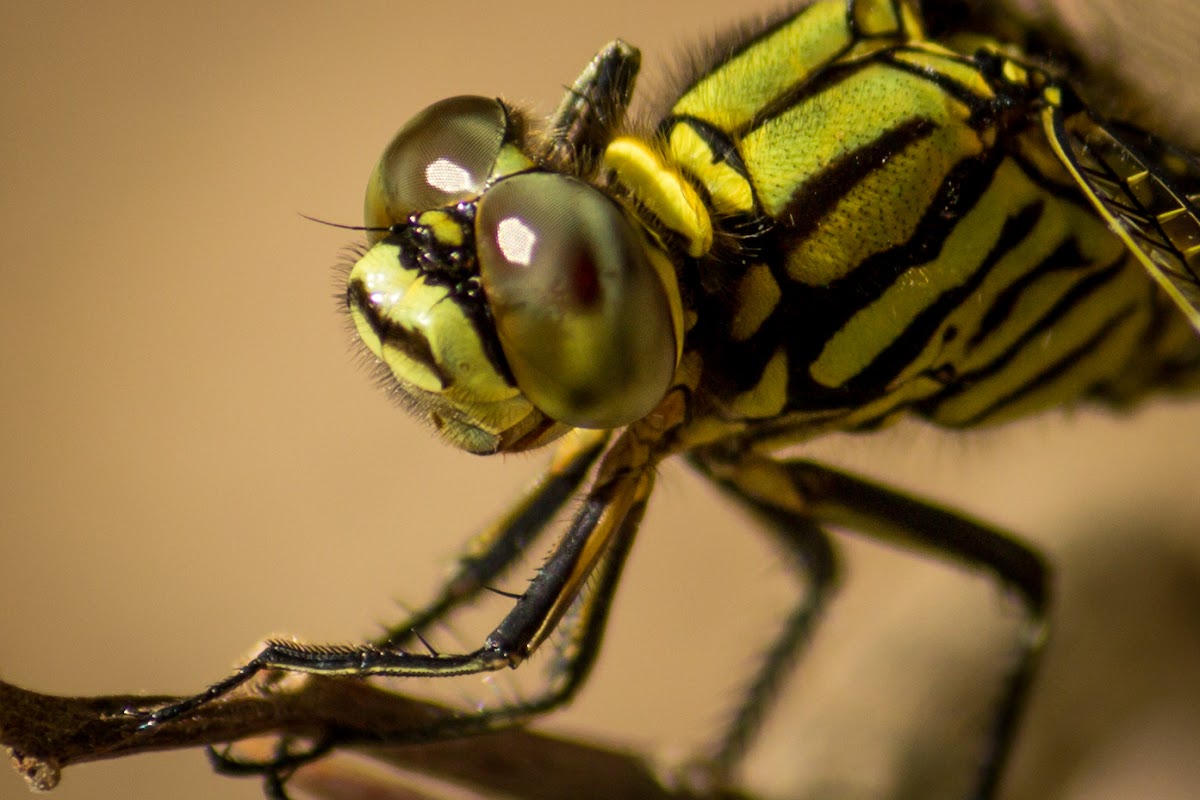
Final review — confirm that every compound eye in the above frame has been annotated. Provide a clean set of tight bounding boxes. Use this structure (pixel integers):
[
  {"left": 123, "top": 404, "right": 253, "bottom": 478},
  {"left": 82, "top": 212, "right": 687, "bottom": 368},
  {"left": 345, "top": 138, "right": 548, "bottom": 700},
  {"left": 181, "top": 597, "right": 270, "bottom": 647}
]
[
  {"left": 477, "top": 173, "right": 677, "bottom": 429},
  {"left": 364, "top": 96, "right": 506, "bottom": 243}
]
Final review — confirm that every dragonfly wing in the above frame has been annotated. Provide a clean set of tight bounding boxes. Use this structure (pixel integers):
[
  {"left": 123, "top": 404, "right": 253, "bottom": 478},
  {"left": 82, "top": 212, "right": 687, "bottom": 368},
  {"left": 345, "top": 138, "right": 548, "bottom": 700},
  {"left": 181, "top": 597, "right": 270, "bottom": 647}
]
[{"left": 1042, "top": 102, "right": 1200, "bottom": 333}]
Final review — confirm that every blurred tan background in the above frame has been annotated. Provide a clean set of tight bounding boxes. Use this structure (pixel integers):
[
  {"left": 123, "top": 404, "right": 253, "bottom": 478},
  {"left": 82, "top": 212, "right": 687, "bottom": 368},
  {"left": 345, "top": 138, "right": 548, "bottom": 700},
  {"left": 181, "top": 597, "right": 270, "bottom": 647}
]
[{"left": 2, "top": 2, "right": 1199, "bottom": 800}]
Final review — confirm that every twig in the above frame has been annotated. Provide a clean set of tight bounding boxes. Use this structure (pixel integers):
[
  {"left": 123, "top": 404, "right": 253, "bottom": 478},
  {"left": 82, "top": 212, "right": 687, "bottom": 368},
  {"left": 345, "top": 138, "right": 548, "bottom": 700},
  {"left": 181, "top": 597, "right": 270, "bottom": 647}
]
[{"left": 0, "top": 675, "right": 748, "bottom": 800}]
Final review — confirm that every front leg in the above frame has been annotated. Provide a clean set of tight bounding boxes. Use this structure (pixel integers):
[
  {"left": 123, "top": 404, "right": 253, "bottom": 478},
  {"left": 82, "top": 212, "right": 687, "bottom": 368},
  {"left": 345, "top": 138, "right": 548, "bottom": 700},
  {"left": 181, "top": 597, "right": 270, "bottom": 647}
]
[
  {"left": 129, "top": 374, "right": 707, "bottom": 735},
  {"left": 139, "top": 458, "right": 651, "bottom": 728},
  {"left": 377, "top": 428, "right": 609, "bottom": 650}
]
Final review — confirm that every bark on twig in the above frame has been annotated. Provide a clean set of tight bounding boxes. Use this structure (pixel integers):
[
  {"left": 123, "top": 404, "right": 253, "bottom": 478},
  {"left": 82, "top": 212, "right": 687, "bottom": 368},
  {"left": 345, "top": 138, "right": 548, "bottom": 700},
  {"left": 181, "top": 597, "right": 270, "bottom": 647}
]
[{"left": 0, "top": 675, "right": 747, "bottom": 800}]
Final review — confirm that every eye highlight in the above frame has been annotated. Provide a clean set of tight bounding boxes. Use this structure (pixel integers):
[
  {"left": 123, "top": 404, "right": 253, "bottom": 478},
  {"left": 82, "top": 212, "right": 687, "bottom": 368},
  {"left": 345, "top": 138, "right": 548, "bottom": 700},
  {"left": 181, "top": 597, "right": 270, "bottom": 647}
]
[
  {"left": 476, "top": 172, "right": 678, "bottom": 428},
  {"left": 363, "top": 95, "right": 507, "bottom": 242}
]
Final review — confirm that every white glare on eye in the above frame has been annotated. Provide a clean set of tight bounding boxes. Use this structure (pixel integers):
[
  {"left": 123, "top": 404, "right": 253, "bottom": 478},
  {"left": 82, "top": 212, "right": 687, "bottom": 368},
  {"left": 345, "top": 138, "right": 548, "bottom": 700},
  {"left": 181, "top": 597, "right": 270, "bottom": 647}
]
[
  {"left": 425, "top": 158, "right": 474, "bottom": 194},
  {"left": 496, "top": 217, "right": 537, "bottom": 266}
]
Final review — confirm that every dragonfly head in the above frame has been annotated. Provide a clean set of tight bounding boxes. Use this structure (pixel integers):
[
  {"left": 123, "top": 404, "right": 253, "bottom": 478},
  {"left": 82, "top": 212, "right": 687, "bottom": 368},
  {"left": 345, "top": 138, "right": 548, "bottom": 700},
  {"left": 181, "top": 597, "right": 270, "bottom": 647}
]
[{"left": 345, "top": 95, "right": 682, "bottom": 453}]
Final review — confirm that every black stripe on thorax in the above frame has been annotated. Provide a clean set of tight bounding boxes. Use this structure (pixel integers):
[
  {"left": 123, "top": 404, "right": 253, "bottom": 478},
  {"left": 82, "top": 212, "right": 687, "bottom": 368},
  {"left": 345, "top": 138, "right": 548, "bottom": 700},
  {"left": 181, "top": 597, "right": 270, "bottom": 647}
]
[
  {"left": 920, "top": 255, "right": 1128, "bottom": 408},
  {"left": 843, "top": 199, "right": 1046, "bottom": 392},
  {"left": 741, "top": 46, "right": 996, "bottom": 140},
  {"left": 775, "top": 151, "right": 1006, "bottom": 408},
  {"left": 740, "top": 53, "right": 879, "bottom": 137},
  {"left": 672, "top": 2, "right": 844, "bottom": 105},
  {"left": 773, "top": 115, "right": 938, "bottom": 246},
  {"left": 878, "top": 48, "right": 999, "bottom": 125},
  {"left": 954, "top": 302, "right": 1139, "bottom": 426},
  {"left": 968, "top": 235, "right": 1090, "bottom": 348},
  {"left": 661, "top": 115, "right": 754, "bottom": 184}
]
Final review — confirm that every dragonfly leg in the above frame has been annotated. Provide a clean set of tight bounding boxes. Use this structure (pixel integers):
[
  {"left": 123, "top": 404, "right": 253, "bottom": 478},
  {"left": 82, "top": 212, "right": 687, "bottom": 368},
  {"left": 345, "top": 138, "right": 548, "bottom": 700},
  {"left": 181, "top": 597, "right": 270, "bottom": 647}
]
[
  {"left": 690, "top": 450, "right": 840, "bottom": 787},
  {"left": 137, "top": 438, "right": 651, "bottom": 734},
  {"left": 696, "top": 449, "right": 1049, "bottom": 800},
  {"left": 376, "top": 429, "right": 609, "bottom": 649},
  {"left": 145, "top": 430, "right": 617, "bottom": 798}
]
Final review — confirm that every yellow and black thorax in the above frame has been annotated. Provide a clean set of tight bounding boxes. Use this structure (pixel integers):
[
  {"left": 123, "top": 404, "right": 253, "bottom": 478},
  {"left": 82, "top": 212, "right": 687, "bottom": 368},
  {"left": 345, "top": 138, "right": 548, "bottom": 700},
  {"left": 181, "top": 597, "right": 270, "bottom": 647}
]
[{"left": 345, "top": 0, "right": 1200, "bottom": 457}]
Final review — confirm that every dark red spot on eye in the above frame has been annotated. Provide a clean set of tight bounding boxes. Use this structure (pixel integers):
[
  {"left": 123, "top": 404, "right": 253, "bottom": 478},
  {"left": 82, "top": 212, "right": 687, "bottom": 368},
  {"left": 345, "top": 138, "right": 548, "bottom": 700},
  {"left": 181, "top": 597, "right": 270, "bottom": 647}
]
[{"left": 569, "top": 250, "right": 601, "bottom": 307}]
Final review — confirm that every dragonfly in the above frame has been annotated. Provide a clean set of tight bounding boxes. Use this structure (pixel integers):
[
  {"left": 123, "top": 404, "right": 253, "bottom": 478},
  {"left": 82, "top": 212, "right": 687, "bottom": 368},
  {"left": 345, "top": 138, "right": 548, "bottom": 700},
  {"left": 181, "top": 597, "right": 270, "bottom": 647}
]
[{"left": 7, "top": 1, "right": 1197, "bottom": 798}]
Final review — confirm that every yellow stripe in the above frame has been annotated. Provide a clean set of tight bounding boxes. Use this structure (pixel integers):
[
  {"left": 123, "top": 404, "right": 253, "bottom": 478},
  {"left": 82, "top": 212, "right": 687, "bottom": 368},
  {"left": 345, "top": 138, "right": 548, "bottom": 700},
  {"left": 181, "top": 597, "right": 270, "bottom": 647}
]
[
  {"left": 747, "top": 62, "right": 980, "bottom": 220},
  {"left": 667, "top": 123, "right": 756, "bottom": 215},
  {"left": 672, "top": 0, "right": 853, "bottom": 130},
  {"left": 853, "top": 0, "right": 911, "bottom": 38},
  {"left": 963, "top": 306, "right": 1149, "bottom": 426},
  {"left": 955, "top": 205, "right": 1124, "bottom": 375},
  {"left": 886, "top": 178, "right": 1126, "bottom": 388},
  {"left": 729, "top": 264, "right": 782, "bottom": 341},
  {"left": 890, "top": 47, "right": 996, "bottom": 101},
  {"left": 885, "top": 212, "right": 1066, "bottom": 388},
  {"left": 604, "top": 136, "right": 713, "bottom": 257},
  {"left": 782, "top": 125, "right": 983, "bottom": 287},
  {"left": 809, "top": 158, "right": 1035, "bottom": 388},
  {"left": 930, "top": 266, "right": 1149, "bottom": 425},
  {"left": 725, "top": 347, "right": 789, "bottom": 419}
]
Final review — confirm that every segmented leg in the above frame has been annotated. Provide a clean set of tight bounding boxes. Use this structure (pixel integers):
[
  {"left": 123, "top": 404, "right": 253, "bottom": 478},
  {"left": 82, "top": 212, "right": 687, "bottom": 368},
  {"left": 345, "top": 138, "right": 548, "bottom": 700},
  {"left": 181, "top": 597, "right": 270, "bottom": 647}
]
[
  {"left": 696, "top": 448, "right": 1049, "bottom": 800},
  {"left": 377, "top": 429, "right": 609, "bottom": 649},
  {"left": 139, "top": 431, "right": 657, "bottom": 723},
  {"left": 213, "top": 476, "right": 649, "bottom": 797},
  {"left": 691, "top": 451, "right": 840, "bottom": 785},
  {"left": 206, "top": 736, "right": 335, "bottom": 799}
]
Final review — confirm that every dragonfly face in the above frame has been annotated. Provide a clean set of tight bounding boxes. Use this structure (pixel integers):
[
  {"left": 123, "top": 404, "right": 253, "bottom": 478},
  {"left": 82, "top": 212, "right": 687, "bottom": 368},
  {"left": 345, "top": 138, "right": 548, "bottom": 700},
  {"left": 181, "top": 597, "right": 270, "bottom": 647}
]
[{"left": 347, "top": 94, "right": 681, "bottom": 452}]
